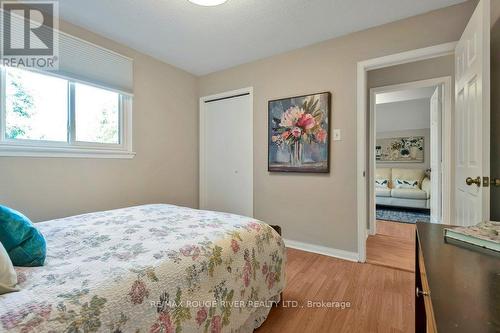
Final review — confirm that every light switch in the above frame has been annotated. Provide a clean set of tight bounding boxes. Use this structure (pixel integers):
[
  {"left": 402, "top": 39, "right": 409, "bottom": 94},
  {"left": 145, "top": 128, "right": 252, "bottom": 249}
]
[{"left": 333, "top": 129, "right": 341, "bottom": 141}]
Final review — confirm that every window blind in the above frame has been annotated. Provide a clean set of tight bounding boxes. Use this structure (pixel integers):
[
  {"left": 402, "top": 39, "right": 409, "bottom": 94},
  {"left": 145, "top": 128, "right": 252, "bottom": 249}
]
[
  {"left": 2, "top": 13, "right": 134, "bottom": 95},
  {"left": 57, "top": 31, "right": 134, "bottom": 95}
]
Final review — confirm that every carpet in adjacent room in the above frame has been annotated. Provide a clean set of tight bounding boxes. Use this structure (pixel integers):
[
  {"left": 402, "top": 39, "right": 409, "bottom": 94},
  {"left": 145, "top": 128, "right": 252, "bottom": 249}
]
[{"left": 376, "top": 207, "right": 430, "bottom": 224}]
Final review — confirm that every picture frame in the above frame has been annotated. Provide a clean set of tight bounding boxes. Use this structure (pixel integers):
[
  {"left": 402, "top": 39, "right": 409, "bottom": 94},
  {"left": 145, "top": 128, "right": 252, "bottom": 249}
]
[
  {"left": 268, "top": 92, "right": 331, "bottom": 173},
  {"left": 376, "top": 136, "right": 425, "bottom": 163}
]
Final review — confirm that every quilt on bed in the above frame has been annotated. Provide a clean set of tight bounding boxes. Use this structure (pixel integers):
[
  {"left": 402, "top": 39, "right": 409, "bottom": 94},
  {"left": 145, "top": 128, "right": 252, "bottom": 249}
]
[{"left": 0, "top": 204, "right": 286, "bottom": 333}]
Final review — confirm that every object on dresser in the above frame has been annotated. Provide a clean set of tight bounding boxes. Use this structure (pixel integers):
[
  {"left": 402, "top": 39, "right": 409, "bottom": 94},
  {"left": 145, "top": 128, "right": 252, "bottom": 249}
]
[{"left": 444, "top": 221, "right": 500, "bottom": 253}]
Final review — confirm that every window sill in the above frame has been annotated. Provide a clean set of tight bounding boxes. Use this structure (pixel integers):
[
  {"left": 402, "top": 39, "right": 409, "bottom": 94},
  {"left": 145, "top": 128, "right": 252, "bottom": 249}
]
[{"left": 0, "top": 145, "right": 136, "bottom": 159}]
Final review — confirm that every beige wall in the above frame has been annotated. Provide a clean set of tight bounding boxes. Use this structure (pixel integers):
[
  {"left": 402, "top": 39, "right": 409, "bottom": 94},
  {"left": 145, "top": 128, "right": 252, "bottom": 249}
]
[
  {"left": 367, "top": 55, "right": 455, "bottom": 88},
  {"left": 375, "top": 99, "right": 431, "bottom": 169},
  {"left": 198, "top": 2, "right": 475, "bottom": 252},
  {"left": 0, "top": 21, "right": 199, "bottom": 222}
]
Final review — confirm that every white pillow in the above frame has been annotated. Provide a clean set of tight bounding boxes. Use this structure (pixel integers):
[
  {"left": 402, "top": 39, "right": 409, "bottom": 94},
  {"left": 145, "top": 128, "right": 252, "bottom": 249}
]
[
  {"left": 375, "top": 179, "right": 389, "bottom": 188},
  {"left": 394, "top": 179, "right": 419, "bottom": 189},
  {"left": 0, "top": 242, "right": 19, "bottom": 294}
]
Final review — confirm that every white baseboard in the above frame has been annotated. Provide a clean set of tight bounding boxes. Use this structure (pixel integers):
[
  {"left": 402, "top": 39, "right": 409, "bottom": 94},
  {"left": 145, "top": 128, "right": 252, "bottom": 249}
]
[{"left": 284, "top": 238, "right": 359, "bottom": 262}]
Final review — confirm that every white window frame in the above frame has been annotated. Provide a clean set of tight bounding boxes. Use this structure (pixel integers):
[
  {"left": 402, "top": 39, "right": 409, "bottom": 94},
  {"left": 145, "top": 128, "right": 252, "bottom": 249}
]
[{"left": 0, "top": 67, "right": 134, "bottom": 159}]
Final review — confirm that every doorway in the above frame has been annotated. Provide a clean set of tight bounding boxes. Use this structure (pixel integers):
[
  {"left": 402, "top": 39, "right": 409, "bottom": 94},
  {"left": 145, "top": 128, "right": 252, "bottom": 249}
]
[
  {"left": 357, "top": 0, "right": 490, "bottom": 265},
  {"left": 368, "top": 77, "right": 452, "bottom": 235},
  {"left": 355, "top": 42, "right": 458, "bottom": 263},
  {"left": 365, "top": 78, "right": 451, "bottom": 272},
  {"left": 199, "top": 88, "right": 254, "bottom": 217}
]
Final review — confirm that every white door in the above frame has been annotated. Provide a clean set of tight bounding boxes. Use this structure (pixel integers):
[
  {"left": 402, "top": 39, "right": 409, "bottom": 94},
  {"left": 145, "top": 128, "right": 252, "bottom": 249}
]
[
  {"left": 430, "top": 85, "right": 442, "bottom": 223},
  {"left": 455, "top": 0, "right": 490, "bottom": 227},
  {"left": 200, "top": 92, "right": 253, "bottom": 217}
]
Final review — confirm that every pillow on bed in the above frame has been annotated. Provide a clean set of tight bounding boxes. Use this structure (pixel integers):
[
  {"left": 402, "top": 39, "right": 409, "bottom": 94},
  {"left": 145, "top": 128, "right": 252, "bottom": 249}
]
[
  {"left": 0, "top": 205, "right": 46, "bottom": 267},
  {"left": 0, "top": 241, "right": 18, "bottom": 294}
]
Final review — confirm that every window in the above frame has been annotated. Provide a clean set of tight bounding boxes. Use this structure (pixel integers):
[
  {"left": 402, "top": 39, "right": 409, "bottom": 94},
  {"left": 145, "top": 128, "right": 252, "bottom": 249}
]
[
  {"left": 5, "top": 68, "right": 68, "bottom": 142},
  {"left": 75, "top": 83, "right": 120, "bottom": 144},
  {"left": 0, "top": 66, "right": 133, "bottom": 158}
]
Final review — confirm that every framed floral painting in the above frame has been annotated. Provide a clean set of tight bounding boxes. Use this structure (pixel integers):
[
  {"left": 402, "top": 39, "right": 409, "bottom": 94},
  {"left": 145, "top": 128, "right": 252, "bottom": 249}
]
[{"left": 268, "top": 92, "right": 331, "bottom": 173}]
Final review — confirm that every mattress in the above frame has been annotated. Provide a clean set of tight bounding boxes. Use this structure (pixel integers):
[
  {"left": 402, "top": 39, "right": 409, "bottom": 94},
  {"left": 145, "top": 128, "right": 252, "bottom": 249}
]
[{"left": 0, "top": 204, "right": 286, "bottom": 333}]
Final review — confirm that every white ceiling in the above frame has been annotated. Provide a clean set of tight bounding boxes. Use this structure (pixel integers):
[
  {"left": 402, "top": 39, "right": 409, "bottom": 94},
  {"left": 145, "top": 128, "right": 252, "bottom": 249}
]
[
  {"left": 376, "top": 86, "right": 436, "bottom": 104},
  {"left": 57, "top": 0, "right": 466, "bottom": 75}
]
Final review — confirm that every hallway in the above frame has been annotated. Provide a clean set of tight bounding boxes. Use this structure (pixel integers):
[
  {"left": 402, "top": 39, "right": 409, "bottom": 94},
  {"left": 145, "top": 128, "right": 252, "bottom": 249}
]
[{"left": 366, "top": 221, "right": 416, "bottom": 272}]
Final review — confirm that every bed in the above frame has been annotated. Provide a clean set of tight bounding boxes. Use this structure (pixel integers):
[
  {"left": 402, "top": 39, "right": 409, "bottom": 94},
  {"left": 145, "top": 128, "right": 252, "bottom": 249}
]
[{"left": 0, "top": 204, "right": 286, "bottom": 333}]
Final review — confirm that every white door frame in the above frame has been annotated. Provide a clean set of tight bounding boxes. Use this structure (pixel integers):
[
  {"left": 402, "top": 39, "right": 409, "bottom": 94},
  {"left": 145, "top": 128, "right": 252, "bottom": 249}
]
[
  {"left": 356, "top": 42, "right": 456, "bottom": 262},
  {"left": 430, "top": 85, "right": 444, "bottom": 224},
  {"left": 368, "top": 77, "right": 453, "bottom": 236},
  {"left": 199, "top": 87, "right": 254, "bottom": 215}
]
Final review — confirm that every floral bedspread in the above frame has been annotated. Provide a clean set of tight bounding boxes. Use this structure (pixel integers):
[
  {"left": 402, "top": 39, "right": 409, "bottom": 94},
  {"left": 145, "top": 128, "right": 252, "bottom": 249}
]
[{"left": 0, "top": 204, "right": 286, "bottom": 333}]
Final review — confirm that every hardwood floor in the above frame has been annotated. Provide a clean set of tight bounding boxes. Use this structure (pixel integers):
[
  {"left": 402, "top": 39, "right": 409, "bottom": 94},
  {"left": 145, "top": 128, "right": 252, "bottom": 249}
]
[
  {"left": 366, "top": 221, "right": 416, "bottom": 272},
  {"left": 256, "top": 247, "right": 415, "bottom": 333},
  {"left": 376, "top": 220, "right": 415, "bottom": 241}
]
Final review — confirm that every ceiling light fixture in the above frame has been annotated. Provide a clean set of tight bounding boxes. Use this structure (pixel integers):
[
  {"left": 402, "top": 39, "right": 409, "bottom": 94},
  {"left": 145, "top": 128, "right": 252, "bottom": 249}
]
[{"left": 188, "top": 0, "right": 228, "bottom": 6}]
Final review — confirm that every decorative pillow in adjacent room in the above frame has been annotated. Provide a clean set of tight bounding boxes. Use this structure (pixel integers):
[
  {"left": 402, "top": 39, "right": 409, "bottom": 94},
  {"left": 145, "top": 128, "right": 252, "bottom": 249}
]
[
  {"left": 394, "top": 179, "right": 420, "bottom": 189},
  {"left": 0, "top": 241, "right": 18, "bottom": 294},
  {"left": 0, "top": 205, "right": 46, "bottom": 267},
  {"left": 375, "top": 179, "right": 390, "bottom": 188}
]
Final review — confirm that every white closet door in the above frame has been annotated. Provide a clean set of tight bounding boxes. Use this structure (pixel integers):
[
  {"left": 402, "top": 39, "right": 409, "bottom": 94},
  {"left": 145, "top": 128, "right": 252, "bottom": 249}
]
[{"left": 201, "top": 93, "right": 253, "bottom": 217}]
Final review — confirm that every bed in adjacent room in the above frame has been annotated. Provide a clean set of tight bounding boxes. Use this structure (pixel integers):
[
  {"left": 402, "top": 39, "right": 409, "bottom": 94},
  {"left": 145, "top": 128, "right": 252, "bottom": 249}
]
[{"left": 0, "top": 204, "right": 286, "bottom": 333}]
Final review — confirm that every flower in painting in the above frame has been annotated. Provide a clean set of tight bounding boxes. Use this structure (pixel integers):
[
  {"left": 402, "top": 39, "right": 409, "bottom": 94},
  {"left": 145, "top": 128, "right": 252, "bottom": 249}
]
[
  {"left": 129, "top": 279, "right": 150, "bottom": 304},
  {"left": 150, "top": 312, "right": 174, "bottom": 333},
  {"left": 280, "top": 106, "right": 304, "bottom": 127},
  {"left": 315, "top": 129, "right": 327, "bottom": 143},
  {"left": 196, "top": 307, "right": 208, "bottom": 326},
  {"left": 211, "top": 315, "right": 222, "bottom": 333},
  {"left": 271, "top": 95, "right": 328, "bottom": 166},
  {"left": 291, "top": 127, "right": 302, "bottom": 138},
  {"left": 230, "top": 239, "right": 240, "bottom": 253},
  {"left": 296, "top": 113, "right": 316, "bottom": 130},
  {"left": 272, "top": 134, "right": 285, "bottom": 148}
]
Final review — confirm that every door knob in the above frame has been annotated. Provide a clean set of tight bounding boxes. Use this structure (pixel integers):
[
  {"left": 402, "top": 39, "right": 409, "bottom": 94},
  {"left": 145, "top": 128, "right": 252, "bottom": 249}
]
[
  {"left": 416, "top": 287, "right": 430, "bottom": 297},
  {"left": 492, "top": 178, "right": 500, "bottom": 187},
  {"left": 466, "top": 177, "right": 481, "bottom": 187}
]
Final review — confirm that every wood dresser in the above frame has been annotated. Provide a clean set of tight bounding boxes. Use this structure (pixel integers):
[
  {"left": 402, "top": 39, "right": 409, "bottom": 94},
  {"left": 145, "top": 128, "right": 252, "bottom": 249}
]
[{"left": 415, "top": 223, "right": 500, "bottom": 332}]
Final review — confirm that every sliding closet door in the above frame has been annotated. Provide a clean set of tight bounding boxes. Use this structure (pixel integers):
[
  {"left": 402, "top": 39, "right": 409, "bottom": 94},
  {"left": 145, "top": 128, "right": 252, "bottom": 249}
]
[{"left": 200, "top": 91, "right": 253, "bottom": 217}]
